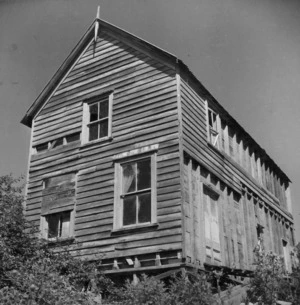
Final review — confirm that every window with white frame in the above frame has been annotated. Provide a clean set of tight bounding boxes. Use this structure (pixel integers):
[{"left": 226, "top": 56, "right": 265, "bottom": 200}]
[
  {"left": 207, "top": 108, "right": 220, "bottom": 148},
  {"left": 82, "top": 92, "right": 113, "bottom": 144},
  {"left": 114, "top": 154, "right": 157, "bottom": 229},
  {"left": 40, "top": 173, "right": 76, "bottom": 240}
]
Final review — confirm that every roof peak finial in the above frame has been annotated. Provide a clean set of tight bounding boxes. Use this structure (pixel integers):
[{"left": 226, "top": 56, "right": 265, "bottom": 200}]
[
  {"left": 94, "top": 6, "right": 100, "bottom": 42},
  {"left": 96, "top": 5, "right": 100, "bottom": 20}
]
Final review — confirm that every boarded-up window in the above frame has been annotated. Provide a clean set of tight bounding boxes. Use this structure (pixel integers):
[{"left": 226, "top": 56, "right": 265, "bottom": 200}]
[
  {"left": 41, "top": 173, "right": 76, "bottom": 239},
  {"left": 203, "top": 186, "right": 221, "bottom": 263}
]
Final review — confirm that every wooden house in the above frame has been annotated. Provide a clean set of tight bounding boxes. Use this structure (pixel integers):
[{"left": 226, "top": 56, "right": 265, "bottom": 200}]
[{"left": 22, "top": 17, "right": 295, "bottom": 288}]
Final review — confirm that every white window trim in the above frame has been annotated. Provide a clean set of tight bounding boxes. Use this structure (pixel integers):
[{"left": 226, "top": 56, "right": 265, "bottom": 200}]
[
  {"left": 206, "top": 104, "right": 221, "bottom": 148},
  {"left": 113, "top": 152, "right": 157, "bottom": 231},
  {"left": 82, "top": 91, "right": 113, "bottom": 145}
]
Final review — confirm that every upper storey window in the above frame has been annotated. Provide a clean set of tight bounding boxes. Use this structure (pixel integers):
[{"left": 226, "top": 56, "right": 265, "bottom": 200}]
[
  {"left": 82, "top": 92, "right": 113, "bottom": 144},
  {"left": 113, "top": 152, "right": 157, "bottom": 230},
  {"left": 207, "top": 108, "right": 220, "bottom": 148}
]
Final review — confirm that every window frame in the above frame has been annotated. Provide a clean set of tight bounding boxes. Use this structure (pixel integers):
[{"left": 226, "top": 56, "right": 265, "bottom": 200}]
[
  {"left": 206, "top": 105, "right": 221, "bottom": 148},
  {"left": 113, "top": 152, "right": 157, "bottom": 231},
  {"left": 203, "top": 184, "right": 221, "bottom": 262},
  {"left": 82, "top": 91, "right": 113, "bottom": 145},
  {"left": 41, "top": 210, "right": 75, "bottom": 241}
]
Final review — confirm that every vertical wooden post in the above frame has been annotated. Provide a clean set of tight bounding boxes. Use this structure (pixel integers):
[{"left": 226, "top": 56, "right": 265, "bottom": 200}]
[{"left": 224, "top": 124, "right": 229, "bottom": 155}]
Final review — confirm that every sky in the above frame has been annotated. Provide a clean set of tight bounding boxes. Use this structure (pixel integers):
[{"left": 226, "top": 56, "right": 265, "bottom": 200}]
[{"left": 0, "top": 0, "right": 300, "bottom": 240}]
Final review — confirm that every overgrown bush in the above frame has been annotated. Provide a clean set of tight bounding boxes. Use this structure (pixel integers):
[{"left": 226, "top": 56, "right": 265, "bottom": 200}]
[
  {"left": 107, "top": 272, "right": 215, "bottom": 305},
  {"left": 0, "top": 174, "right": 108, "bottom": 304},
  {"left": 245, "top": 250, "right": 293, "bottom": 304}
]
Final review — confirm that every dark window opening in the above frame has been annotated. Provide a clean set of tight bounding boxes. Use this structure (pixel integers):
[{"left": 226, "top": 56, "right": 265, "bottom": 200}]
[
  {"left": 36, "top": 143, "right": 48, "bottom": 153},
  {"left": 46, "top": 211, "right": 71, "bottom": 239},
  {"left": 52, "top": 138, "right": 63, "bottom": 148},
  {"left": 66, "top": 132, "right": 80, "bottom": 143}
]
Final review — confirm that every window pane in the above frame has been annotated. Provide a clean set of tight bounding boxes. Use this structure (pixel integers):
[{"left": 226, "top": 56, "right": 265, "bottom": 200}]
[
  {"left": 137, "top": 158, "right": 151, "bottom": 190},
  {"left": 53, "top": 138, "right": 63, "bottom": 148},
  {"left": 36, "top": 143, "right": 48, "bottom": 153},
  {"left": 123, "top": 163, "right": 136, "bottom": 193},
  {"left": 47, "top": 214, "right": 60, "bottom": 238},
  {"left": 89, "top": 103, "right": 98, "bottom": 122},
  {"left": 138, "top": 193, "right": 151, "bottom": 223},
  {"left": 66, "top": 133, "right": 80, "bottom": 143},
  {"left": 60, "top": 213, "right": 70, "bottom": 238},
  {"left": 123, "top": 195, "right": 136, "bottom": 226},
  {"left": 99, "top": 119, "right": 108, "bottom": 138},
  {"left": 100, "top": 100, "right": 109, "bottom": 119},
  {"left": 89, "top": 123, "right": 99, "bottom": 141}
]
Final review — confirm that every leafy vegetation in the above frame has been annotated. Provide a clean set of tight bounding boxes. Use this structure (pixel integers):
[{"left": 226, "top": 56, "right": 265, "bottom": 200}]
[
  {"left": 0, "top": 174, "right": 216, "bottom": 304},
  {"left": 2, "top": 173, "right": 300, "bottom": 305},
  {"left": 244, "top": 248, "right": 300, "bottom": 305},
  {"left": 0, "top": 174, "right": 108, "bottom": 304},
  {"left": 107, "top": 272, "right": 215, "bottom": 305}
]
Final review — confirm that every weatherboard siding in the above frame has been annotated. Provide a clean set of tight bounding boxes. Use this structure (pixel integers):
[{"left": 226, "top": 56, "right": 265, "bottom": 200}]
[
  {"left": 180, "top": 78, "right": 295, "bottom": 270},
  {"left": 25, "top": 33, "right": 183, "bottom": 261}
]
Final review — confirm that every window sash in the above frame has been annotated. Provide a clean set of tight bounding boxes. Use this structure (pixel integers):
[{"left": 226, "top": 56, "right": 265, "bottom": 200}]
[
  {"left": 82, "top": 92, "right": 113, "bottom": 144},
  {"left": 121, "top": 158, "right": 151, "bottom": 226},
  {"left": 113, "top": 153, "right": 157, "bottom": 230}
]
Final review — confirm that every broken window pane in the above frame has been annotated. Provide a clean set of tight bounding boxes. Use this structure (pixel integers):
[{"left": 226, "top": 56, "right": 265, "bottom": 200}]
[
  {"left": 137, "top": 158, "right": 151, "bottom": 190},
  {"left": 123, "top": 195, "right": 136, "bottom": 226},
  {"left": 53, "top": 138, "right": 63, "bottom": 148},
  {"left": 90, "top": 103, "right": 98, "bottom": 122},
  {"left": 138, "top": 193, "right": 151, "bottom": 223}
]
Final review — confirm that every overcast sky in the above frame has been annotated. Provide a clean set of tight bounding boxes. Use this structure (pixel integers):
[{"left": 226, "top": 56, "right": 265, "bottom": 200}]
[{"left": 1, "top": 0, "right": 299, "bottom": 240}]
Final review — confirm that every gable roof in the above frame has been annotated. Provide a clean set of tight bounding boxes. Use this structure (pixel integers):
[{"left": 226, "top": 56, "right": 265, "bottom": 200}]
[{"left": 21, "top": 18, "right": 291, "bottom": 183}]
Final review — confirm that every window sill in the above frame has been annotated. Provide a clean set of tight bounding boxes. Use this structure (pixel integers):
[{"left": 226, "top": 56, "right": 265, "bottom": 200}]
[
  {"left": 111, "top": 223, "right": 159, "bottom": 236},
  {"left": 46, "top": 236, "right": 75, "bottom": 246},
  {"left": 80, "top": 136, "right": 113, "bottom": 150}
]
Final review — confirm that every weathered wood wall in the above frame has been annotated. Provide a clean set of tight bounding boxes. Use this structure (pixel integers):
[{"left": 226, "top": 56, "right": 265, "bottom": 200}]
[
  {"left": 25, "top": 31, "right": 183, "bottom": 262},
  {"left": 180, "top": 77, "right": 295, "bottom": 270}
]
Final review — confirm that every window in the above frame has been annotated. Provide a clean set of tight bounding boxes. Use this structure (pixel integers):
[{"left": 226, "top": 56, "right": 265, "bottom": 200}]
[
  {"left": 40, "top": 173, "right": 76, "bottom": 240},
  {"left": 35, "top": 142, "right": 49, "bottom": 153},
  {"left": 33, "top": 132, "right": 80, "bottom": 154},
  {"left": 203, "top": 186, "right": 221, "bottom": 262},
  {"left": 46, "top": 211, "right": 71, "bottom": 239},
  {"left": 207, "top": 108, "right": 220, "bottom": 148},
  {"left": 114, "top": 153, "right": 157, "bottom": 230},
  {"left": 82, "top": 92, "right": 113, "bottom": 144}
]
